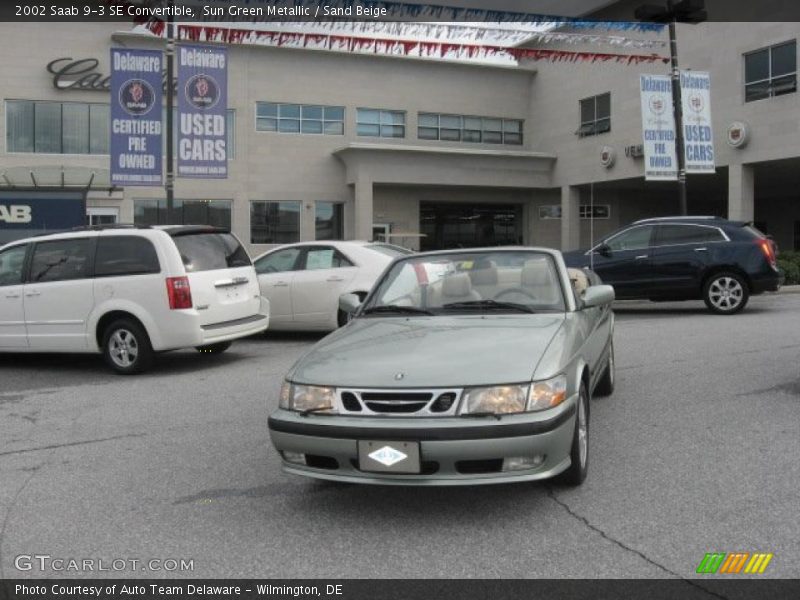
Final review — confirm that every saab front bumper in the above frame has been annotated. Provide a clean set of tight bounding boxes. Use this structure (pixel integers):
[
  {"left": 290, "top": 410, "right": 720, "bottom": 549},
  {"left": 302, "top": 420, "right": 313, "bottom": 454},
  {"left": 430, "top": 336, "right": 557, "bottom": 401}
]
[{"left": 267, "top": 396, "right": 577, "bottom": 486}]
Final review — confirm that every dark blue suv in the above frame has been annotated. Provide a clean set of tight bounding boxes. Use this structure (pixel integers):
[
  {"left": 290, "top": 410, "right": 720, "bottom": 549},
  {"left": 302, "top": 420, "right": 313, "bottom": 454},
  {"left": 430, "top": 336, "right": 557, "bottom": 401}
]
[{"left": 563, "top": 217, "right": 781, "bottom": 314}]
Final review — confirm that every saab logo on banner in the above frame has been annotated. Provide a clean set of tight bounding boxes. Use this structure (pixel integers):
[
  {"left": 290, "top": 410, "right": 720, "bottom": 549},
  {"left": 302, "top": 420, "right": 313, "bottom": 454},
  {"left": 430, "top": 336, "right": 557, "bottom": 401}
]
[
  {"left": 680, "top": 71, "right": 715, "bottom": 173},
  {"left": 177, "top": 45, "right": 227, "bottom": 179},
  {"left": 110, "top": 48, "right": 163, "bottom": 186},
  {"left": 640, "top": 74, "right": 678, "bottom": 181}
]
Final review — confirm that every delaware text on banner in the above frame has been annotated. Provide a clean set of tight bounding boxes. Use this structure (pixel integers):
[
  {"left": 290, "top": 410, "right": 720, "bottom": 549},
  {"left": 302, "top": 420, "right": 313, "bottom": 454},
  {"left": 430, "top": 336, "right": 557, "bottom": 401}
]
[
  {"left": 680, "top": 71, "right": 715, "bottom": 173},
  {"left": 177, "top": 45, "right": 228, "bottom": 178},
  {"left": 110, "top": 48, "right": 163, "bottom": 186},
  {"left": 640, "top": 74, "right": 678, "bottom": 181}
]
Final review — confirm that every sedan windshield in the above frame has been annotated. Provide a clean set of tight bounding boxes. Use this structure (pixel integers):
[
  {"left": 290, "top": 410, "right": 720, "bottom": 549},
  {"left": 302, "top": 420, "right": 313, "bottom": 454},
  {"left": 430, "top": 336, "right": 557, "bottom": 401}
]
[{"left": 364, "top": 251, "right": 566, "bottom": 315}]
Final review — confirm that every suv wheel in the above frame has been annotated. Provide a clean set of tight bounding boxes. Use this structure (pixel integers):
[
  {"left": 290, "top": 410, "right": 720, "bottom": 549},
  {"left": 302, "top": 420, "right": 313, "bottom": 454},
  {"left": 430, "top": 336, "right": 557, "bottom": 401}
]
[
  {"left": 102, "top": 319, "right": 154, "bottom": 374},
  {"left": 703, "top": 272, "right": 749, "bottom": 315},
  {"left": 196, "top": 342, "right": 232, "bottom": 354}
]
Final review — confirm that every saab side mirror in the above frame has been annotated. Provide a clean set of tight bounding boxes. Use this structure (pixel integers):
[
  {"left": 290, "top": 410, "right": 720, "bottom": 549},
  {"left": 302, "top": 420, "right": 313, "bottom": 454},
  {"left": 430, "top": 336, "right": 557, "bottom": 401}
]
[
  {"left": 582, "top": 285, "right": 615, "bottom": 308},
  {"left": 339, "top": 293, "right": 362, "bottom": 315}
]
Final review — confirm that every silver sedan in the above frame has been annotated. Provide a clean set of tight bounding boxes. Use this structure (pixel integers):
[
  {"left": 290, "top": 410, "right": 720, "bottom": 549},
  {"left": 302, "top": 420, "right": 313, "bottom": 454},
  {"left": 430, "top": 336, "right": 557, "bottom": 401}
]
[{"left": 268, "top": 247, "right": 615, "bottom": 486}]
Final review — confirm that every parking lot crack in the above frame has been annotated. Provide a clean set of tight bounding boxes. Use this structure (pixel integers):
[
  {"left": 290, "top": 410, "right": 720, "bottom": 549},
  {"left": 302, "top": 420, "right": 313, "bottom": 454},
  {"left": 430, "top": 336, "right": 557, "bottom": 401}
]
[
  {"left": 546, "top": 488, "right": 730, "bottom": 600},
  {"left": 0, "top": 433, "right": 145, "bottom": 458}
]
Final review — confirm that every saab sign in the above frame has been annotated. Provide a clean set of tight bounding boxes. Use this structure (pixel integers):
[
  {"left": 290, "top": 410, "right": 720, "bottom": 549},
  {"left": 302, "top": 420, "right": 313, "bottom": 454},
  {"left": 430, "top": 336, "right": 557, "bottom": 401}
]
[
  {"left": 0, "top": 206, "right": 32, "bottom": 224},
  {"left": 0, "top": 193, "right": 85, "bottom": 244}
]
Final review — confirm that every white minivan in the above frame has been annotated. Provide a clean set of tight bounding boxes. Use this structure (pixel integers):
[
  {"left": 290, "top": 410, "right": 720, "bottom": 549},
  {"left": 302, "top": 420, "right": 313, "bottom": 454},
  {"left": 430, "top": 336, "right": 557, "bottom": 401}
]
[{"left": 0, "top": 225, "right": 269, "bottom": 374}]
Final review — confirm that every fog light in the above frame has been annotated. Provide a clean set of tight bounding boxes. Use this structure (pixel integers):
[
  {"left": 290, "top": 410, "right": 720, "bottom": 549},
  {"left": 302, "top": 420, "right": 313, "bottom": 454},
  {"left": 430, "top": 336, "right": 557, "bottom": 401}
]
[
  {"left": 502, "top": 455, "right": 545, "bottom": 472},
  {"left": 282, "top": 451, "right": 306, "bottom": 465}
]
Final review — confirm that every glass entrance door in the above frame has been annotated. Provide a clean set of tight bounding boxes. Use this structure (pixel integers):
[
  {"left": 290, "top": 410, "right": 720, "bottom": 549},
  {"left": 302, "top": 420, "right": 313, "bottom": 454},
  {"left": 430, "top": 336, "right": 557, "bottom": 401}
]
[{"left": 419, "top": 202, "right": 522, "bottom": 251}]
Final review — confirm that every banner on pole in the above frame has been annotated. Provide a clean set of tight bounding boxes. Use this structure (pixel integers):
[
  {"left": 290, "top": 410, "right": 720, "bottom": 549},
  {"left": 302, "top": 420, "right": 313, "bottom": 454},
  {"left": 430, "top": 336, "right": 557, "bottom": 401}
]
[
  {"left": 110, "top": 48, "right": 163, "bottom": 186},
  {"left": 680, "top": 71, "right": 715, "bottom": 174},
  {"left": 640, "top": 74, "right": 678, "bottom": 181},
  {"left": 177, "top": 45, "right": 228, "bottom": 178}
]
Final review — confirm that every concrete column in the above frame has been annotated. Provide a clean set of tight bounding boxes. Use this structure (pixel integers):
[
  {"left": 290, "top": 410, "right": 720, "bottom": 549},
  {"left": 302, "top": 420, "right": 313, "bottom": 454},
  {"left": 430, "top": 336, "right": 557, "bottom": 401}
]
[
  {"left": 354, "top": 174, "right": 374, "bottom": 241},
  {"left": 728, "top": 163, "right": 755, "bottom": 222},
  {"left": 561, "top": 185, "right": 581, "bottom": 251}
]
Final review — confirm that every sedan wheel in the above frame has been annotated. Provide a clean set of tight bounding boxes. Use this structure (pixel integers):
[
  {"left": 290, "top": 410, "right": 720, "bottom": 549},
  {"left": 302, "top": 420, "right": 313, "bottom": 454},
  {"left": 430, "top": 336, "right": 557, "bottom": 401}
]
[
  {"left": 703, "top": 272, "right": 749, "bottom": 315},
  {"left": 559, "top": 382, "right": 589, "bottom": 486}
]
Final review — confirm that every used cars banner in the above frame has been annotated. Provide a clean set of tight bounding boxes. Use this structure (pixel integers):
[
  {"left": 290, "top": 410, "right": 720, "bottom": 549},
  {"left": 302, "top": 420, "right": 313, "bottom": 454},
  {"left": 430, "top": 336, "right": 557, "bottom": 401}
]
[
  {"left": 177, "top": 45, "right": 228, "bottom": 178},
  {"left": 110, "top": 48, "right": 163, "bottom": 186},
  {"left": 680, "top": 71, "right": 715, "bottom": 174},
  {"left": 639, "top": 74, "right": 678, "bottom": 181}
]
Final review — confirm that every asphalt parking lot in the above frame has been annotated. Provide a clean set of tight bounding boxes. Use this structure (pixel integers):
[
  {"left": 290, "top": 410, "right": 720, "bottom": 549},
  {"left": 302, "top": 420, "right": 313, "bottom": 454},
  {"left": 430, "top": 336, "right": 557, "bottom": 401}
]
[{"left": 1, "top": 292, "right": 798, "bottom": 580}]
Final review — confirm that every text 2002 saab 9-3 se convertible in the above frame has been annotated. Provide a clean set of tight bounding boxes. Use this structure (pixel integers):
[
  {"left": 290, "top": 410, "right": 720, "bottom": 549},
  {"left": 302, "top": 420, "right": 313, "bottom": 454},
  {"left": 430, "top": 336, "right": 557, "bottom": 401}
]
[{"left": 268, "top": 248, "right": 615, "bottom": 486}]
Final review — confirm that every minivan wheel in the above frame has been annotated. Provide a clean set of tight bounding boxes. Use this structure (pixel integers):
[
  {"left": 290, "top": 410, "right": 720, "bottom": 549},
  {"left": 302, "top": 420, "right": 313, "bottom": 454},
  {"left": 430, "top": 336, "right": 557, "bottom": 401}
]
[
  {"left": 594, "top": 342, "right": 615, "bottom": 397},
  {"left": 102, "top": 319, "right": 154, "bottom": 374},
  {"left": 558, "top": 383, "right": 589, "bottom": 486},
  {"left": 703, "top": 272, "right": 749, "bottom": 315},
  {"left": 196, "top": 342, "right": 232, "bottom": 354}
]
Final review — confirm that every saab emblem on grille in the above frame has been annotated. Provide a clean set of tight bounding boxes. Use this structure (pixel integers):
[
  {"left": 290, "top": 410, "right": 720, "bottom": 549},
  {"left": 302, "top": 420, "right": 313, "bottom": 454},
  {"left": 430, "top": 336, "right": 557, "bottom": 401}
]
[{"left": 368, "top": 446, "right": 408, "bottom": 467}]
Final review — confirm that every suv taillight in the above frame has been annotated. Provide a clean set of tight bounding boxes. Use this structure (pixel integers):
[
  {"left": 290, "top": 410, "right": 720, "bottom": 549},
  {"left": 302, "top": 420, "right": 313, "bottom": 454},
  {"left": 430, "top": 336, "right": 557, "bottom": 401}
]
[
  {"left": 166, "top": 276, "right": 193, "bottom": 309},
  {"left": 758, "top": 239, "right": 777, "bottom": 268}
]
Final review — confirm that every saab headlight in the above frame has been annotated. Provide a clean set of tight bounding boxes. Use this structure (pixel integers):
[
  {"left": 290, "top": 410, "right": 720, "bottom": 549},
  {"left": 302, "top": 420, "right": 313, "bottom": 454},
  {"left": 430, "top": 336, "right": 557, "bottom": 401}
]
[
  {"left": 527, "top": 374, "right": 568, "bottom": 412},
  {"left": 279, "top": 382, "right": 337, "bottom": 413},
  {"left": 461, "top": 384, "right": 528, "bottom": 415}
]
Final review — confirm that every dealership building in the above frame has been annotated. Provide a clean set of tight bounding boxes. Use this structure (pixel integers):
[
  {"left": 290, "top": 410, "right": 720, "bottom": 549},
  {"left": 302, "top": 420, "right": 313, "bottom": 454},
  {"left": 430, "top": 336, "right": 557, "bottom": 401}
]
[{"left": 1, "top": 1, "right": 800, "bottom": 253}]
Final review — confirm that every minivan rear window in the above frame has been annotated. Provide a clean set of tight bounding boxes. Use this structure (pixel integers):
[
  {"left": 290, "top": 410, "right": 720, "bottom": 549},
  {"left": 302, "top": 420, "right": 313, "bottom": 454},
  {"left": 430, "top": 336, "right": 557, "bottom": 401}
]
[{"left": 173, "top": 233, "right": 251, "bottom": 272}]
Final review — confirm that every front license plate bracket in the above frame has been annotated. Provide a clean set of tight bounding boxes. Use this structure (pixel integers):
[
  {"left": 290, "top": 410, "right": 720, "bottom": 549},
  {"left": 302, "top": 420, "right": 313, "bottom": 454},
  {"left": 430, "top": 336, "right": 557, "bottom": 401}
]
[{"left": 357, "top": 440, "right": 421, "bottom": 474}]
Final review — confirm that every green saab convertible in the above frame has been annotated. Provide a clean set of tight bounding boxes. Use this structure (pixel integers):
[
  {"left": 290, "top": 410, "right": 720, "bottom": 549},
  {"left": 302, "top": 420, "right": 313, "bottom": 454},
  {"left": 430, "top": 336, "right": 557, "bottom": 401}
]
[{"left": 268, "top": 248, "right": 615, "bottom": 486}]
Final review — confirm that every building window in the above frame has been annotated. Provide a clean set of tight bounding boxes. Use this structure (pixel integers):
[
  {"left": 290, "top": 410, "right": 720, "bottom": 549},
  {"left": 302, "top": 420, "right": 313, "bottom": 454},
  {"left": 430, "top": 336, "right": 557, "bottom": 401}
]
[
  {"left": 6, "top": 100, "right": 109, "bottom": 154},
  {"left": 578, "top": 93, "right": 611, "bottom": 137},
  {"left": 256, "top": 103, "right": 344, "bottom": 135},
  {"left": 417, "top": 113, "right": 523, "bottom": 145},
  {"left": 745, "top": 41, "right": 797, "bottom": 102},
  {"left": 133, "top": 199, "right": 232, "bottom": 229},
  {"left": 538, "top": 205, "right": 611, "bottom": 220},
  {"left": 357, "top": 108, "right": 406, "bottom": 138},
  {"left": 315, "top": 202, "right": 344, "bottom": 240},
  {"left": 167, "top": 109, "right": 236, "bottom": 159},
  {"left": 250, "top": 201, "right": 301, "bottom": 244}
]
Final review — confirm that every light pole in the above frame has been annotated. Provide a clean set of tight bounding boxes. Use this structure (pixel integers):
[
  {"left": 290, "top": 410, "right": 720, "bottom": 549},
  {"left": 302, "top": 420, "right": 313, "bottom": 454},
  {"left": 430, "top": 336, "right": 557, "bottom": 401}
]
[
  {"left": 165, "top": 0, "right": 175, "bottom": 224},
  {"left": 635, "top": 0, "right": 707, "bottom": 216}
]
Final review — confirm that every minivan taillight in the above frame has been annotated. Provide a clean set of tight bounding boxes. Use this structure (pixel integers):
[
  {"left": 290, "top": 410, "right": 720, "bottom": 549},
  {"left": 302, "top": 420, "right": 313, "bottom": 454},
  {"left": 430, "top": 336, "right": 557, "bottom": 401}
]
[
  {"left": 166, "top": 276, "right": 193, "bottom": 309},
  {"left": 758, "top": 239, "right": 777, "bottom": 268}
]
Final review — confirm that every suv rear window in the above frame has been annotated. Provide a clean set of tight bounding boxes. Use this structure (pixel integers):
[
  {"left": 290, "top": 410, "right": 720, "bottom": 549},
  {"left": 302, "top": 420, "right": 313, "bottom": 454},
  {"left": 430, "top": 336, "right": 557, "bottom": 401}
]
[
  {"left": 95, "top": 236, "right": 160, "bottom": 277},
  {"left": 172, "top": 233, "right": 251, "bottom": 273}
]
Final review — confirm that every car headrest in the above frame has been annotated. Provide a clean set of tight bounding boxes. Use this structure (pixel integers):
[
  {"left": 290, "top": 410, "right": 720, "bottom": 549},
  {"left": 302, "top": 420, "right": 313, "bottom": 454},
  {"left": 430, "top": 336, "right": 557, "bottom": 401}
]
[
  {"left": 442, "top": 273, "right": 474, "bottom": 297},
  {"left": 567, "top": 268, "right": 589, "bottom": 296},
  {"left": 469, "top": 264, "right": 498, "bottom": 285},
  {"left": 521, "top": 260, "right": 551, "bottom": 287}
]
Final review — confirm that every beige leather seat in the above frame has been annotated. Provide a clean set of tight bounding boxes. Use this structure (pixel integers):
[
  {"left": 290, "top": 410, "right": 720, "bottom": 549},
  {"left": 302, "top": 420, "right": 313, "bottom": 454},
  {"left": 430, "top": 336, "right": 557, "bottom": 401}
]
[
  {"left": 469, "top": 262, "right": 499, "bottom": 299},
  {"left": 433, "top": 272, "right": 482, "bottom": 306},
  {"left": 520, "top": 260, "right": 558, "bottom": 304}
]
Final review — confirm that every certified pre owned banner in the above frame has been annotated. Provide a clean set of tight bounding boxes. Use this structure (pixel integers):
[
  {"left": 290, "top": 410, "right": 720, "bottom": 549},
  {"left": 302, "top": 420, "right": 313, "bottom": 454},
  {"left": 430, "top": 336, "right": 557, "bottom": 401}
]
[
  {"left": 680, "top": 71, "right": 715, "bottom": 173},
  {"left": 178, "top": 45, "right": 228, "bottom": 178},
  {"left": 110, "top": 48, "right": 163, "bottom": 186},
  {"left": 640, "top": 74, "right": 678, "bottom": 181}
]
